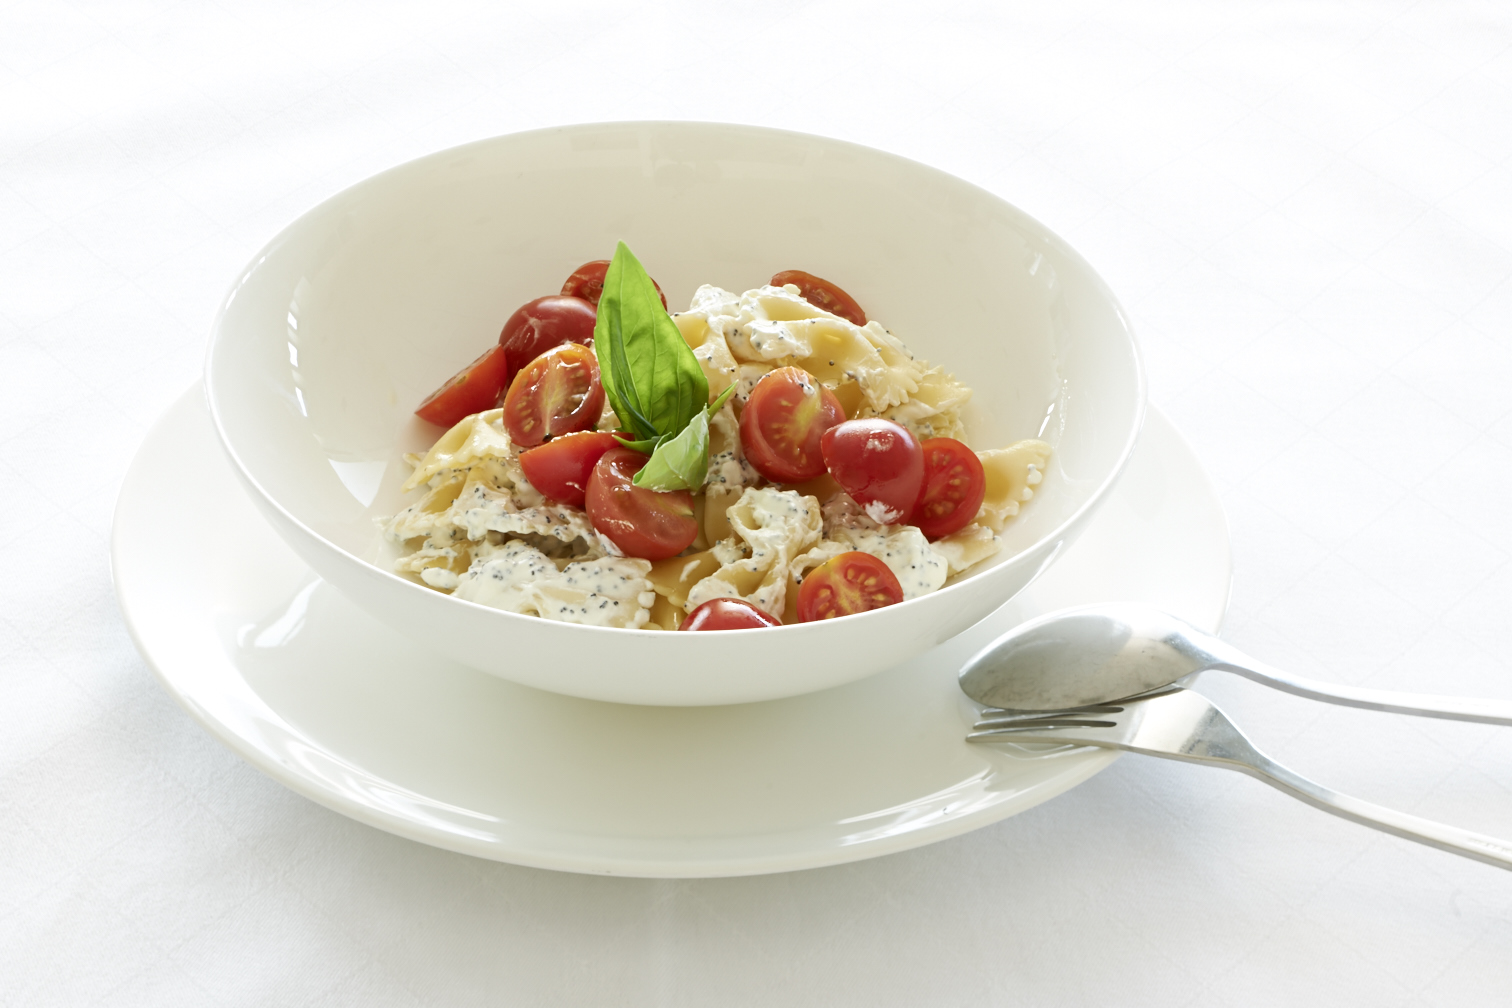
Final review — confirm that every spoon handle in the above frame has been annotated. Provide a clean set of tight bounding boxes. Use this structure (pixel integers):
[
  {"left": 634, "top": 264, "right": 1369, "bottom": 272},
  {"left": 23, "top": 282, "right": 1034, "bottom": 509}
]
[{"left": 1210, "top": 660, "right": 1512, "bottom": 727}]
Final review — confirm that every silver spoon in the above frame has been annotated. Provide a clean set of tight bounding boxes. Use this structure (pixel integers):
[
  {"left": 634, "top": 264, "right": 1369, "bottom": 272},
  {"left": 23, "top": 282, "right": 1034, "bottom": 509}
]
[{"left": 959, "top": 602, "right": 1512, "bottom": 724}]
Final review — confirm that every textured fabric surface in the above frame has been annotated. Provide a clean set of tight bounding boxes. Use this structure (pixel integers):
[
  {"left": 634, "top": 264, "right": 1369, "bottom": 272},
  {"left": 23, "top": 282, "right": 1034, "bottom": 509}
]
[{"left": 4, "top": 2, "right": 1512, "bottom": 1004}]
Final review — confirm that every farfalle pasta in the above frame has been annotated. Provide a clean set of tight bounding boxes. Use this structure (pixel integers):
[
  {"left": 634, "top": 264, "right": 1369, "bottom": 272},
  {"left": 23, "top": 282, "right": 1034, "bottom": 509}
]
[
  {"left": 387, "top": 276, "right": 1053, "bottom": 630},
  {"left": 683, "top": 486, "right": 823, "bottom": 618},
  {"left": 976, "top": 440, "right": 1052, "bottom": 533}
]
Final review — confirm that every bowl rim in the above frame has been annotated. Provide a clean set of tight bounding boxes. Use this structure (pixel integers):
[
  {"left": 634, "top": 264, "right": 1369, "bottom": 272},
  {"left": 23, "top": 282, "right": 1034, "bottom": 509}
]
[{"left": 204, "top": 119, "right": 1147, "bottom": 639}]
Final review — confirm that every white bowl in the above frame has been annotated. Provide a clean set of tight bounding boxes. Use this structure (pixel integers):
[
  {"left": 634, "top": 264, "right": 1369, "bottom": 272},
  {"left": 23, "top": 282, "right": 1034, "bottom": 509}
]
[{"left": 206, "top": 122, "right": 1143, "bottom": 706}]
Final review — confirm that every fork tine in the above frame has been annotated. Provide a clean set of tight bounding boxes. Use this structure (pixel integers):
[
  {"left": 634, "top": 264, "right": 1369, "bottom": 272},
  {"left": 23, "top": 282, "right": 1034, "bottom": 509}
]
[
  {"left": 968, "top": 726, "right": 1113, "bottom": 743},
  {"left": 973, "top": 705, "right": 1126, "bottom": 727},
  {"left": 968, "top": 698, "right": 1144, "bottom": 746},
  {"left": 971, "top": 715, "right": 1121, "bottom": 731},
  {"left": 977, "top": 703, "right": 1130, "bottom": 713},
  {"left": 967, "top": 720, "right": 1128, "bottom": 745},
  {"left": 968, "top": 687, "right": 1198, "bottom": 747}
]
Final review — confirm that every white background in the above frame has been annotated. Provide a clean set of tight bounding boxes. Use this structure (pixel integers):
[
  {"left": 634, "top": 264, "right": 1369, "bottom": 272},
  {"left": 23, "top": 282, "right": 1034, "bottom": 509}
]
[{"left": 5, "top": 1, "right": 1512, "bottom": 1004}]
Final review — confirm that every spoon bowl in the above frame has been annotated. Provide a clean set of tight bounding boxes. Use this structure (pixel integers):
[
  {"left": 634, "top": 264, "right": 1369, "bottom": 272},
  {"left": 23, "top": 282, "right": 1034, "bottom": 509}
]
[
  {"left": 958, "top": 603, "right": 1220, "bottom": 712},
  {"left": 959, "top": 601, "right": 1512, "bottom": 726}
]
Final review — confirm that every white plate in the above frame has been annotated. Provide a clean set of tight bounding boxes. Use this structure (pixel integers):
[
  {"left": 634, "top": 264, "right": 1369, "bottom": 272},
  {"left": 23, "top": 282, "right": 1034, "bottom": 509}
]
[{"left": 113, "top": 385, "right": 1229, "bottom": 877}]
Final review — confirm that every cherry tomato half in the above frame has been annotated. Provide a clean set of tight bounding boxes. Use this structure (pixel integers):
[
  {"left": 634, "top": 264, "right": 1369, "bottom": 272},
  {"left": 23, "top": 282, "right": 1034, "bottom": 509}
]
[
  {"left": 414, "top": 343, "right": 509, "bottom": 427},
  {"left": 518, "top": 430, "right": 625, "bottom": 509},
  {"left": 739, "top": 367, "right": 845, "bottom": 483},
  {"left": 770, "top": 270, "right": 867, "bottom": 326},
  {"left": 680, "top": 597, "right": 782, "bottom": 631},
  {"left": 820, "top": 419, "right": 924, "bottom": 525},
  {"left": 584, "top": 447, "right": 699, "bottom": 560},
  {"left": 796, "top": 552, "right": 904, "bottom": 622},
  {"left": 498, "top": 295, "right": 597, "bottom": 384},
  {"left": 562, "top": 260, "right": 668, "bottom": 309},
  {"left": 502, "top": 343, "right": 605, "bottom": 448},
  {"left": 914, "top": 438, "right": 987, "bottom": 540}
]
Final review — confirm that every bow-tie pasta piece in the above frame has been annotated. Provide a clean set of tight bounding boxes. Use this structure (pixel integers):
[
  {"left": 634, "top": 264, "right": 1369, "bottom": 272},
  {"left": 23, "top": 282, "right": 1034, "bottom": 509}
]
[
  {"left": 403, "top": 409, "right": 514, "bottom": 491},
  {"left": 686, "top": 487, "right": 823, "bottom": 619},
  {"left": 976, "top": 440, "right": 1052, "bottom": 533}
]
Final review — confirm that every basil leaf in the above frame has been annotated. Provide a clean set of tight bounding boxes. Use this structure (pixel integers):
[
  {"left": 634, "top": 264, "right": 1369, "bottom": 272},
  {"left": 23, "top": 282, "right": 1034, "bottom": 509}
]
[
  {"left": 632, "top": 407, "right": 711, "bottom": 491},
  {"left": 595, "top": 242, "right": 709, "bottom": 441},
  {"left": 631, "top": 385, "right": 738, "bottom": 490}
]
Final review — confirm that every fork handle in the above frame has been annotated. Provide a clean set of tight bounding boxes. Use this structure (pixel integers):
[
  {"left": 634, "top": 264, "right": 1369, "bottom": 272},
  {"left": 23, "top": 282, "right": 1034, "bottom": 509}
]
[
  {"left": 1207, "top": 659, "right": 1512, "bottom": 727},
  {"left": 1143, "top": 737, "right": 1512, "bottom": 871},
  {"left": 972, "top": 689, "right": 1512, "bottom": 870}
]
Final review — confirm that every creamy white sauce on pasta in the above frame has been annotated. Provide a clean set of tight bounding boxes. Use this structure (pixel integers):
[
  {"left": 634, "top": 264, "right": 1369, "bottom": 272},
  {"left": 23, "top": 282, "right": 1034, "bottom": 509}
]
[{"left": 385, "top": 283, "right": 1052, "bottom": 629}]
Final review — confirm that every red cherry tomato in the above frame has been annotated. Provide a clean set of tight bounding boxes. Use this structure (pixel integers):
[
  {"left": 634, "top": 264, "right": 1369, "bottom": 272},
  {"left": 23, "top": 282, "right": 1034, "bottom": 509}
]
[
  {"left": 914, "top": 438, "right": 987, "bottom": 540},
  {"left": 770, "top": 270, "right": 867, "bottom": 326},
  {"left": 502, "top": 343, "right": 605, "bottom": 448},
  {"left": 739, "top": 367, "right": 846, "bottom": 483},
  {"left": 518, "top": 430, "right": 624, "bottom": 509},
  {"left": 680, "top": 597, "right": 783, "bottom": 630},
  {"left": 562, "top": 260, "right": 667, "bottom": 309},
  {"left": 796, "top": 552, "right": 904, "bottom": 622},
  {"left": 820, "top": 419, "right": 924, "bottom": 524},
  {"left": 584, "top": 447, "right": 699, "bottom": 560},
  {"left": 414, "top": 343, "right": 509, "bottom": 427},
  {"left": 498, "top": 295, "right": 597, "bottom": 384}
]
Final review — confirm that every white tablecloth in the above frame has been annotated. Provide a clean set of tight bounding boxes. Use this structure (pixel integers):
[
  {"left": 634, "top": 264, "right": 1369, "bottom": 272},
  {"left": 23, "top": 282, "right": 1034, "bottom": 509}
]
[{"left": 5, "top": 2, "right": 1512, "bottom": 1004}]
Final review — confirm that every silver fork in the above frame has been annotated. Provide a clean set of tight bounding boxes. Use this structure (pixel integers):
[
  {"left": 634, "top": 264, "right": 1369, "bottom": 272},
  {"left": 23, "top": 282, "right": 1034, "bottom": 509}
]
[{"left": 969, "top": 687, "right": 1512, "bottom": 871}]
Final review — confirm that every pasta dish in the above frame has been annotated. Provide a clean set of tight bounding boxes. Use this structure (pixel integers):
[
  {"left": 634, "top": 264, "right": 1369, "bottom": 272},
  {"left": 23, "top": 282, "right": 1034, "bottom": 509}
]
[{"left": 385, "top": 247, "right": 1050, "bottom": 631}]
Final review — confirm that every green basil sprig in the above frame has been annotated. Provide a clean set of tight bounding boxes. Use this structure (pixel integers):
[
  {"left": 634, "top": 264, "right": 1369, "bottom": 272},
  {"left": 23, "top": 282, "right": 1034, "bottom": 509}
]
[{"left": 595, "top": 241, "right": 734, "bottom": 491}]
